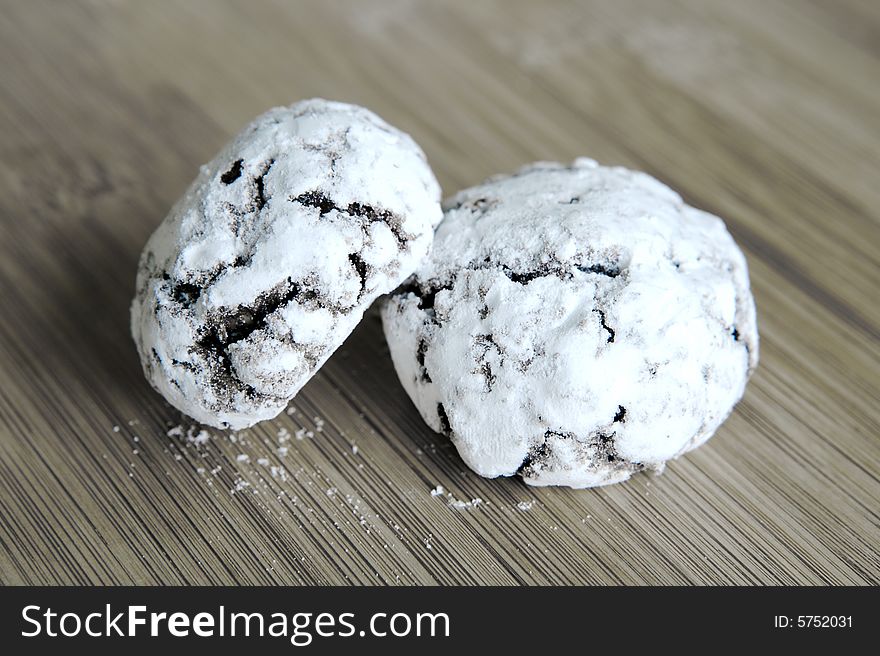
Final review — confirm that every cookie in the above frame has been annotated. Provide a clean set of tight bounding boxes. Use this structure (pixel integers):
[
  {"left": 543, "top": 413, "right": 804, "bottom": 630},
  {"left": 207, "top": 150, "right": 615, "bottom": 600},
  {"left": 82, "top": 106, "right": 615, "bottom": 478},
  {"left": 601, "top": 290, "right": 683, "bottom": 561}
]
[
  {"left": 381, "top": 159, "right": 758, "bottom": 488},
  {"left": 131, "top": 99, "right": 442, "bottom": 429}
]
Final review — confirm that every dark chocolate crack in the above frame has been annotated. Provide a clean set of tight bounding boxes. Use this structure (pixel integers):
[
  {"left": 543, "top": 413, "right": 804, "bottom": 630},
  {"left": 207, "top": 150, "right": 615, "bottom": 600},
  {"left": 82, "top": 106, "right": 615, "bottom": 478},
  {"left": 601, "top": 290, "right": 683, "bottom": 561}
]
[
  {"left": 170, "top": 281, "right": 201, "bottom": 309},
  {"left": 290, "top": 191, "right": 412, "bottom": 249},
  {"left": 479, "top": 361, "right": 496, "bottom": 391},
  {"left": 515, "top": 426, "right": 644, "bottom": 478},
  {"left": 252, "top": 159, "right": 274, "bottom": 212},
  {"left": 416, "top": 339, "right": 431, "bottom": 383},
  {"left": 591, "top": 429, "right": 644, "bottom": 471},
  {"left": 216, "top": 282, "right": 300, "bottom": 345},
  {"left": 396, "top": 255, "right": 622, "bottom": 318},
  {"left": 396, "top": 280, "right": 452, "bottom": 312},
  {"left": 595, "top": 431, "right": 618, "bottom": 462},
  {"left": 414, "top": 286, "right": 442, "bottom": 311},
  {"left": 502, "top": 259, "right": 620, "bottom": 285},
  {"left": 193, "top": 280, "right": 303, "bottom": 397},
  {"left": 348, "top": 252, "right": 368, "bottom": 296},
  {"left": 194, "top": 328, "right": 260, "bottom": 401},
  {"left": 734, "top": 323, "right": 753, "bottom": 360},
  {"left": 436, "top": 403, "right": 452, "bottom": 436},
  {"left": 220, "top": 159, "right": 243, "bottom": 184},
  {"left": 292, "top": 190, "right": 336, "bottom": 215},
  {"left": 162, "top": 253, "right": 254, "bottom": 312},
  {"left": 516, "top": 434, "right": 554, "bottom": 476},
  {"left": 577, "top": 263, "right": 620, "bottom": 278},
  {"left": 503, "top": 267, "right": 545, "bottom": 285},
  {"left": 170, "top": 358, "right": 198, "bottom": 372},
  {"left": 223, "top": 201, "right": 246, "bottom": 236},
  {"left": 473, "top": 333, "right": 502, "bottom": 392},
  {"left": 595, "top": 309, "right": 615, "bottom": 343},
  {"left": 516, "top": 354, "right": 536, "bottom": 373}
]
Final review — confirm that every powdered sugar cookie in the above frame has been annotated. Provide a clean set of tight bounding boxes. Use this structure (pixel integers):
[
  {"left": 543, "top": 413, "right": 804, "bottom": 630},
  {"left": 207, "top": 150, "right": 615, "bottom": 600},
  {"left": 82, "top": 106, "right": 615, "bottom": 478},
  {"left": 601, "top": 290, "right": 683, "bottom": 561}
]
[
  {"left": 382, "top": 159, "right": 757, "bottom": 488},
  {"left": 132, "top": 99, "right": 441, "bottom": 429}
]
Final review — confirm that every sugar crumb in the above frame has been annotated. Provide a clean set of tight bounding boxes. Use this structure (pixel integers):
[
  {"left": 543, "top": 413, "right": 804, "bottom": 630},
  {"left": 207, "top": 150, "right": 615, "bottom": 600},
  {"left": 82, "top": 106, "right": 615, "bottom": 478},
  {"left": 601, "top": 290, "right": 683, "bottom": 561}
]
[{"left": 448, "top": 497, "right": 483, "bottom": 510}]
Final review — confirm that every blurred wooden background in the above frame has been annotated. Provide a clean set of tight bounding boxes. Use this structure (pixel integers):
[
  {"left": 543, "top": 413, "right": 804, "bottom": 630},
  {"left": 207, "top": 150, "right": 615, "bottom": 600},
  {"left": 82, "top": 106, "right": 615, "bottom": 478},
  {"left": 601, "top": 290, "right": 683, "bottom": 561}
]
[{"left": 0, "top": 0, "right": 877, "bottom": 584}]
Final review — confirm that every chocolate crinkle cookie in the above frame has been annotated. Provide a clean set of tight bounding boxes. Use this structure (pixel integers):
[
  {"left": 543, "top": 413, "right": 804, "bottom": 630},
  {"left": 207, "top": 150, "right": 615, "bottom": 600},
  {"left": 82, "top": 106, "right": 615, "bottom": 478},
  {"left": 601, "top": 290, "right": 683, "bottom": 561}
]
[
  {"left": 381, "top": 159, "right": 758, "bottom": 488},
  {"left": 132, "top": 99, "right": 442, "bottom": 429}
]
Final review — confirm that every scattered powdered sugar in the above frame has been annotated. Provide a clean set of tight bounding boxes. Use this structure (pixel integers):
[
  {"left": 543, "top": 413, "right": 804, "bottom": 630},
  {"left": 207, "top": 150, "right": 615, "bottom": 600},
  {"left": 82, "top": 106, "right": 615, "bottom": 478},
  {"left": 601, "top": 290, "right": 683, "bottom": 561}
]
[
  {"left": 231, "top": 478, "right": 250, "bottom": 494},
  {"left": 163, "top": 408, "right": 337, "bottom": 494},
  {"left": 430, "top": 485, "right": 484, "bottom": 510},
  {"left": 516, "top": 500, "right": 535, "bottom": 511},
  {"left": 187, "top": 428, "right": 211, "bottom": 446},
  {"left": 160, "top": 407, "right": 511, "bottom": 576},
  {"left": 448, "top": 497, "right": 483, "bottom": 510},
  {"left": 166, "top": 423, "right": 217, "bottom": 447}
]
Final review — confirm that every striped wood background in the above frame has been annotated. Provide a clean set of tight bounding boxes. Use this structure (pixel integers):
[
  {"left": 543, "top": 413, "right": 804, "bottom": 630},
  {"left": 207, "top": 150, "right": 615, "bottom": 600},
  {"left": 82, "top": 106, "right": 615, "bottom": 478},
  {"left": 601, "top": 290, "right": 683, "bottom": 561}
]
[{"left": 0, "top": 0, "right": 877, "bottom": 584}]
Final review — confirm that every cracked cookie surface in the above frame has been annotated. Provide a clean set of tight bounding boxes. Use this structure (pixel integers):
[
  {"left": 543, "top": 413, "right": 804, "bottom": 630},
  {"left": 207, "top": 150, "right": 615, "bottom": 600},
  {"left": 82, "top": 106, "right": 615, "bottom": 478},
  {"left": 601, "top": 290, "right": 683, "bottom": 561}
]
[
  {"left": 381, "top": 159, "right": 758, "bottom": 488},
  {"left": 132, "top": 99, "right": 441, "bottom": 429}
]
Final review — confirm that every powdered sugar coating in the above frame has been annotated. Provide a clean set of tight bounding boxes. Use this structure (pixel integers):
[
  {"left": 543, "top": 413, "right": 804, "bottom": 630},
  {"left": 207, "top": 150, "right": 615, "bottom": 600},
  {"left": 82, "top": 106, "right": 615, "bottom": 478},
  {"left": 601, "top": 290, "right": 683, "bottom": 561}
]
[
  {"left": 382, "top": 159, "right": 758, "bottom": 488},
  {"left": 132, "top": 99, "right": 441, "bottom": 429}
]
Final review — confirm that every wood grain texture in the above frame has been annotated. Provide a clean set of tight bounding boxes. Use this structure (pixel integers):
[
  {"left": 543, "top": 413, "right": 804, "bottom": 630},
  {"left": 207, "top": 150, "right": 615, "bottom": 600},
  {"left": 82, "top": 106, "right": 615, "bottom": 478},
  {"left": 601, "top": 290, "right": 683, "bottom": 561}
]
[{"left": 0, "top": 0, "right": 877, "bottom": 585}]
